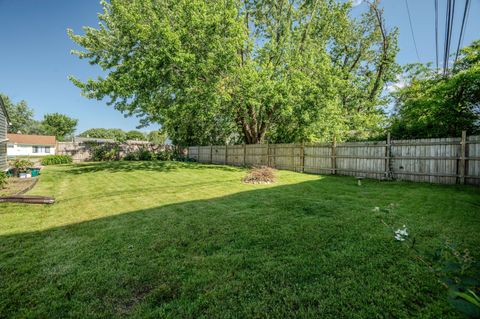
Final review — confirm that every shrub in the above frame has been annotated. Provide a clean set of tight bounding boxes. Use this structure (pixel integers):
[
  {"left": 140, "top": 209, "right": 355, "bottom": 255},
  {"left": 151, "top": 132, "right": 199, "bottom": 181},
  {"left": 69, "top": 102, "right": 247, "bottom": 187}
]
[
  {"left": 124, "top": 148, "right": 156, "bottom": 161},
  {"left": 243, "top": 166, "right": 276, "bottom": 184},
  {"left": 41, "top": 155, "right": 73, "bottom": 165},
  {"left": 0, "top": 171, "right": 7, "bottom": 189},
  {"left": 156, "top": 148, "right": 193, "bottom": 162},
  {"left": 138, "top": 148, "right": 156, "bottom": 161},
  {"left": 91, "top": 143, "right": 119, "bottom": 161},
  {"left": 13, "top": 159, "right": 34, "bottom": 172},
  {"left": 123, "top": 151, "right": 139, "bottom": 161}
]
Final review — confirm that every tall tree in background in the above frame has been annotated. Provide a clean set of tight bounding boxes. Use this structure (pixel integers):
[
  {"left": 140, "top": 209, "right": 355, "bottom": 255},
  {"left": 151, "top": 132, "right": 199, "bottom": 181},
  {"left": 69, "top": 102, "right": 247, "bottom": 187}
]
[
  {"left": 69, "top": 0, "right": 398, "bottom": 145},
  {"left": 125, "top": 130, "right": 146, "bottom": 141},
  {"left": 390, "top": 40, "right": 480, "bottom": 138},
  {"left": 147, "top": 129, "right": 168, "bottom": 145},
  {"left": 0, "top": 94, "right": 41, "bottom": 134},
  {"left": 41, "top": 113, "right": 78, "bottom": 141},
  {"left": 79, "top": 128, "right": 127, "bottom": 141}
]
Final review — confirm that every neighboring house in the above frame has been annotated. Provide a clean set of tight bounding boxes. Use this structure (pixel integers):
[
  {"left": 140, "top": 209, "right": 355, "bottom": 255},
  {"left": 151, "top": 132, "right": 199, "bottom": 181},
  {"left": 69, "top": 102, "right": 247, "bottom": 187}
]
[
  {"left": 7, "top": 134, "right": 56, "bottom": 157},
  {"left": 0, "top": 96, "right": 9, "bottom": 171}
]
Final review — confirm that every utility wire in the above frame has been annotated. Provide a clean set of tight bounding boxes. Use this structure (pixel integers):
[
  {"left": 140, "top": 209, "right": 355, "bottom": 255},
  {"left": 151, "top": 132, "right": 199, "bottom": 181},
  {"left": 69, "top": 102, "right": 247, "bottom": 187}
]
[
  {"left": 443, "top": 0, "right": 455, "bottom": 75},
  {"left": 405, "top": 0, "right": 421, "bottom": 61},
  {"left": 435, "top": 0, "right": 439, "bottom": 70},
  {"left": 453, "top": 0, "right": 470, "bottom": 70}
]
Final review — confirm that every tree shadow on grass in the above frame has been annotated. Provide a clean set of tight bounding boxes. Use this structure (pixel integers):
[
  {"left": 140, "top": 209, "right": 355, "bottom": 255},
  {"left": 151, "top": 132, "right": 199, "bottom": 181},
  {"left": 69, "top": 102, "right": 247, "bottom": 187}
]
[
  {"left": 59, "top": 160, "right": 244, "bottom": 175},
  {"left": 0, "top": 178, "right": 478, "bottom": 318}
]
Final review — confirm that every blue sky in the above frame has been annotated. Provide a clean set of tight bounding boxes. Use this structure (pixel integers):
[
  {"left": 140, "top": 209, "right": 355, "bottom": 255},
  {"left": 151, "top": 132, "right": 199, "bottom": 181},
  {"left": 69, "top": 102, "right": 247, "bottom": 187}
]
[{"left": 0, "top": 0, "right": 478, "bottom": 134}]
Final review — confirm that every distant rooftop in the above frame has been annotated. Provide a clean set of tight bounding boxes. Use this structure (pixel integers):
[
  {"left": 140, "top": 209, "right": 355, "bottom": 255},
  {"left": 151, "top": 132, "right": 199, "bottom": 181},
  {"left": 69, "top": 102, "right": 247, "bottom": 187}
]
[{"left": 7, "top": 133, "right": 56, "bottom": 145}]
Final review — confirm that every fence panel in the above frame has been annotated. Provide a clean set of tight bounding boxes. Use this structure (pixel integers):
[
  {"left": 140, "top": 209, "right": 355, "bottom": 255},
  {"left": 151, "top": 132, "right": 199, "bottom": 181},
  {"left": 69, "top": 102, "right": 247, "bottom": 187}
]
[
  {"left": 269, "top": 144, "right": 303, "bottom": 172},
  {"left": 390, "top": 137, "right": 460, "bottom": 184},
  {"left": 246, "top": 144, "right": 268, "bottom": 166},
  {"left": 198, "top": 146, "right": 211, "bottom": 163},
  {"left": 304, "top": 144, "right": 332, "bottom": 175},
  {"left": 335, "top": 142, "right": 386, "bottom": 180},
  {"left": 226, "top": 145, "right": 245, "bottom": 166},
  {"left": 466, "top": 135, "right": 480, "bottom": 186},
  {"left": 211, "top": 146, "right": 226, "bottom": 164},
  {"left": 187, "top": 133, "right": 480, "bottom": 186}
]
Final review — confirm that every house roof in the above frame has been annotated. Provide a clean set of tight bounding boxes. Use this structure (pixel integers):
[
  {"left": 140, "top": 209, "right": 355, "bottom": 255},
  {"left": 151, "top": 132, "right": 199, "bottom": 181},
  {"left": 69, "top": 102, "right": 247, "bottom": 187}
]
[
  {"left": 0, "top": 96, "right": 10, "bottom": 124},
  {"left": 7, "top": 134, "right": 56, "bottom": 145}
]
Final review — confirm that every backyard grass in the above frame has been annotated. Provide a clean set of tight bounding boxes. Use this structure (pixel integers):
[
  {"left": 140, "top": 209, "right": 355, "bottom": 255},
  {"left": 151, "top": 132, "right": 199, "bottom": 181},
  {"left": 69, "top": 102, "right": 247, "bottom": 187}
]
[{"left": 0, "top": 161, "right": 479, "bottom": 318}]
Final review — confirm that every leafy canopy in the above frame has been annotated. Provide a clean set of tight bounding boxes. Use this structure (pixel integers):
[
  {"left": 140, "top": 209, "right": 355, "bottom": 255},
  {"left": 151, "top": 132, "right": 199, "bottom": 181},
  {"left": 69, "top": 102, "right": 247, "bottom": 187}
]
[
  {"left": 41, "top": 113, "right": 78, "bottom": 141},
  {"left": 1, "top": 93, "right": 77, "bottom": 139},
  {"left": 69, "top": 0, "right": 399, "bottom": 145},
  {"left": 390, "top": 40, "right": 480, "bottom": 138},
  {"left": 1, "top": 94, "right": 41, "bottom": 134}
]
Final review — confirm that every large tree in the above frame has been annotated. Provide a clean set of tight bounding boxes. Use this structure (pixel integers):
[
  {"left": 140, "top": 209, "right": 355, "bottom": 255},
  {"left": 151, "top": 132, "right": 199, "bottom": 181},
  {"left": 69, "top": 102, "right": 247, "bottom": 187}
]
[
  {"left": 41, "top": 113, "right": 78, "bottom": 141},
  {"left": 79, "top": 128, "right": 127, "bottom": 141},
  {"left": 0, "top": 94, "right": 42, "bottom": 134},
  {"left": 390, "top": 40, "right": 480, "bottom": 138},
  {"left": 69, "top": 0, "right": 398, "bottom": 145},
  {"left": 125, "top": 130, "right": 146, "bottom": 141}
]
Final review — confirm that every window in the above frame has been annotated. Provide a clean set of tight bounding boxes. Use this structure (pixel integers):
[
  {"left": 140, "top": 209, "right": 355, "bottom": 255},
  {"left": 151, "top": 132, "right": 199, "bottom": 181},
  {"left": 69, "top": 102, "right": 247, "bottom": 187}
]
[
  {"left": 45, "top": 146, "right": 50, "bottom": 154},
  {"left": 32, "top": 146, "right": 39, "bottom": 153}
]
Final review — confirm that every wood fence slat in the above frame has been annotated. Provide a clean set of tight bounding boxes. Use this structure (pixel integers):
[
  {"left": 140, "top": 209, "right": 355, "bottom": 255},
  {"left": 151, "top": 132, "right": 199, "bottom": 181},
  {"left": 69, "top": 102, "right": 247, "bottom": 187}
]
[{"left": 188, "top": 134, "right": 480, "bottom": 185}]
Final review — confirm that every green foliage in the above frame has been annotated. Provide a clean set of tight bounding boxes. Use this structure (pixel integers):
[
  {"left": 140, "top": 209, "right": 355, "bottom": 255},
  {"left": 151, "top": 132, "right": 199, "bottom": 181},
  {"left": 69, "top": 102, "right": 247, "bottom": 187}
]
[
  {"left": 0, "top": 171, "right": 7, "bottom": 189},
  {"left": 40, "top": 155, "right": 73, "bottom": 166},
  {"left": 124, "top": 148, "right": 155, "bottom": 161},
  {"left": 13, "top": 159, "right": 34, "bottom": 172},
  {"left": 79, "top": 128, "right": 127, "bottom": 142},
  {"left": 69, "top": 0, "right": 399, "bottom": 144},
  {"left": 125, "top": 130, "right": 145, "bottom": 141},
  {"left": 41, "top": 113, "right": 78, "bottom": 141},
  {"left": 390, "top": 40, "right": 480, "bottom": 138},
  {"left": 90, "top": 143, "right": 120, "bottom": 161},
  {"left": 0, "top": 94, "right": 42, "bottom": 134},
  {"left": 147, "top": 130, "right": 167, "bottom": 145}
]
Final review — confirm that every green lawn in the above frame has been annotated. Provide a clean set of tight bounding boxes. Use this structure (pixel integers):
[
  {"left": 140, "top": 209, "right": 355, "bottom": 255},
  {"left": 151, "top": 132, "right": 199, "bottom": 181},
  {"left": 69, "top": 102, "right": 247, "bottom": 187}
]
[{"left": 0, "top": 161, "right": 479, "bottom": 318}]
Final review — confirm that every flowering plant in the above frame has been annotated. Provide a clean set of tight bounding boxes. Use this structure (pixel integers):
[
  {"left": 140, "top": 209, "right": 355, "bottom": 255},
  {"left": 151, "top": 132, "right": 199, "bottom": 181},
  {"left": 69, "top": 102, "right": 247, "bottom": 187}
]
[{"left": 394, "top": 225, "right": 408, "bottom": 241}]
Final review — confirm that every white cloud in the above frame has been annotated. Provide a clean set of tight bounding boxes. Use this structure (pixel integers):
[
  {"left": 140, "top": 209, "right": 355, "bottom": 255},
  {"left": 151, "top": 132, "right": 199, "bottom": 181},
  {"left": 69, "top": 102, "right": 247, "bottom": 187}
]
[
  {"left": 351, "top": 0, "right": 363, "bottom": 7},
  {"left": 387, "top": 77, "right": 407, "bottom": 93}
]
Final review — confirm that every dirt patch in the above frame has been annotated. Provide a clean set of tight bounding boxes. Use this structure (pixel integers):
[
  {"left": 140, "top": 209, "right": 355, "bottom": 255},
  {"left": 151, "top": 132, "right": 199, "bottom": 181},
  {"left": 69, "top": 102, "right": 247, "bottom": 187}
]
[{"left": 0, "top": 178, "right": 38, "bottom": 196}]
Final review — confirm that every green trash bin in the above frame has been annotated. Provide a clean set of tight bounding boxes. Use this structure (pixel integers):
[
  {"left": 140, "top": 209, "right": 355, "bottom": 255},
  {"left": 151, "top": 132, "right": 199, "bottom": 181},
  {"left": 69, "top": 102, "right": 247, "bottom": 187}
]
[{"left": 30, "top": 168, "right": 41, "bottom": 177}]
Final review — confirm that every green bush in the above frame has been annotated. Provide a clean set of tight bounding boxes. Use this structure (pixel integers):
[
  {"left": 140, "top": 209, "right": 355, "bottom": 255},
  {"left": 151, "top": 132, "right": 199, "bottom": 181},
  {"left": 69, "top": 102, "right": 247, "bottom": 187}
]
[
  {"left": 41, "top": 155, "right": 73, "bottom": 166},
  {"left": 13, "top": 159, "right": 34, "bottom": 172},
  {"left": 91, "top": 144, "right": 119, "bottom": 161},
  {"left": 124, "top": 148, "right": 156, "bottom": 161},
  {"left": 0, "top": 171, "right": 7, "bottom": 189}
]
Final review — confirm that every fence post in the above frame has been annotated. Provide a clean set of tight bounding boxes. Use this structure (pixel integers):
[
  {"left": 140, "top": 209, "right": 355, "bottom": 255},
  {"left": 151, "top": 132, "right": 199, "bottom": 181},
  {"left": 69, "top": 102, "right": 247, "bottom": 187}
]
[
  {"left": 385, "top": 132, "right": 391, "bottom": 179},
  {"left": 243, "top": 144, "right": 246, "bottom": 166},
  {"left": 301, "top": 143, "right": 305, "bottom": 173},
  {"left": 459, "top": 130, "right": 466, "bottom": 184},
  {"left": 331, "top": 136, "right": 337, "bottom": 175},
  {"left": 210, "top": 145, "right": 213, "bottom": 163},
  {"left": 225, "top": 144, "right": 228, "bottom": 165}
]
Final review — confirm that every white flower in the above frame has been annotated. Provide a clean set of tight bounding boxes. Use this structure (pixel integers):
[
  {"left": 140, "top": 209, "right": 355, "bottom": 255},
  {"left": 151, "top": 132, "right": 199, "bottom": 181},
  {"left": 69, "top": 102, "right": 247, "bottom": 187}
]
[
  {"left": 372, "top": 207, "right": 380, "bottom": 212},
  {"left": 394, "top": 226, "right": 409, "bottom": 241}
]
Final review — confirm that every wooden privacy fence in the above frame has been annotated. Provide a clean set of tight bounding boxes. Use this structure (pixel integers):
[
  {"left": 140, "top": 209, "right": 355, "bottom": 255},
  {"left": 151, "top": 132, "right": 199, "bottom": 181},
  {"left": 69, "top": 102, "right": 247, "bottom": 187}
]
[{"left": 188, "top": 132, "right": 480, "bottom": 185}]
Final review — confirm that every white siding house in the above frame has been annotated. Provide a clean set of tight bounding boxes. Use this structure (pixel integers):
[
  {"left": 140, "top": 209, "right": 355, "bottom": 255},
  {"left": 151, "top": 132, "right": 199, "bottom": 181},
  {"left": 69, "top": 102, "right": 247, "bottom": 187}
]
[{"left": 7, "top": 134, "right": 56, "bottom": 157}]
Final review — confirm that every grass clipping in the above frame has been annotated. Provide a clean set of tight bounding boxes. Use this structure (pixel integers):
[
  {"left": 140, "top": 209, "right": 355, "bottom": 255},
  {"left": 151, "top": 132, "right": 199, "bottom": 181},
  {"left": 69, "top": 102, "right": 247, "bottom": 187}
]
[{"left": 243, "top": 166, "right": 276, "bottom": 184}]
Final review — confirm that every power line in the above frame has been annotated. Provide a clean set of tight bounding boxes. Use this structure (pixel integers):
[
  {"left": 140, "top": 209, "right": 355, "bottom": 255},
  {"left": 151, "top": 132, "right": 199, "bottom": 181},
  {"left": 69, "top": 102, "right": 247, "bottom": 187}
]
[
  {"left": 453, "top": 0, "right": 471, "bottom": 70},
  {"left": 405, "top": 0, "right": 421, "bottom": 61},
  {"left": 443, "top": 0, "right": 456, "bottom": 75},
  {"left": 435, "top": 0, "right": 439, "bottom": 69}
]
